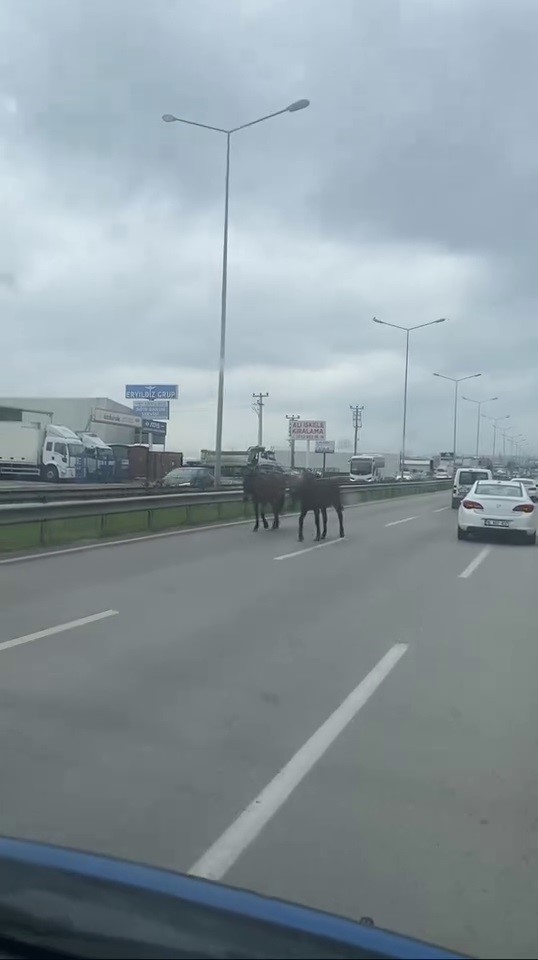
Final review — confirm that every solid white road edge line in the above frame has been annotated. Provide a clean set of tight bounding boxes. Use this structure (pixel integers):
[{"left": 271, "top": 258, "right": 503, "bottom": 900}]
[
  {"left": 433, "top": 506, "right": 449, "bottom": 513},
  {"left": 0, "top": 610, "right": 119, "bottom": 654},
  {"left": 188, "top": 643, "right": 408, "bottom": 882},
  {"left": 458, "top": 546, "right": 492, "bottom": 579},
  {"left": 0, "top": 518, "right": 255, "bottom": 565},
  {"left": 384, "top": 516, "right": 417, "bottom": 527},
  {"left": 274, "top": 538, "right": 345, "bottom": 561}
]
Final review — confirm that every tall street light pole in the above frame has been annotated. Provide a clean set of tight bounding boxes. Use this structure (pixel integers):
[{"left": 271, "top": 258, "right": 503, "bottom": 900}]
[
  {"left": 483, "top": 414, "right": 510, "bottom": 460},
  {"left": 162, "top": 98, "right": 310, "bottom": 486},
  {"left": 502, "top": 425, "right": 516, "bottom": 459},
  {"left": 373, "top": 317, "right": 446, "bottom": 477},
  {"left": 461, "top": 395, "right": 498, "bottom": 460},
  {"left": 433, "top": 372, "right": 481, "bottom": 471},
  {"left": 513, "top": 434, "right": 525, "bottom": 462},
  {"left": 503, "top": 427, "right": 514, "bottom": 460}
]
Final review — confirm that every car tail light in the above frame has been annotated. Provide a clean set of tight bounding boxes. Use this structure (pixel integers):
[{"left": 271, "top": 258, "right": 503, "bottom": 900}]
[
  {"left": 462, "top": 499, "right": 483, "bottom": 510},
  {"left": 513, "top": 503, "right": 534, "bottom": 513}
]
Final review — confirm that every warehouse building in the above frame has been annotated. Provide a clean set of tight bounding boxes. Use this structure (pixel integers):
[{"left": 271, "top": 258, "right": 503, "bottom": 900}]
[{"left": 0, "top": 397, "right": 143, "bottom": 444}]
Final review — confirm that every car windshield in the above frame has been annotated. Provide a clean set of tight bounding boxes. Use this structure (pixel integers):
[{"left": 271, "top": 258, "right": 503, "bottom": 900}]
[
  {"left": 474, "top": 482, "right": 523, "bottom": 497},
  {"left": 67, "top": 442, "right": 85, "bottom": 457}
]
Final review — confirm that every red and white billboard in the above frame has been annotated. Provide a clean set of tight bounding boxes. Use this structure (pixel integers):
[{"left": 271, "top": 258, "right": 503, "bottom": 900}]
[{"left": 290, "top": 419, "right": 326, "bottom": 440}]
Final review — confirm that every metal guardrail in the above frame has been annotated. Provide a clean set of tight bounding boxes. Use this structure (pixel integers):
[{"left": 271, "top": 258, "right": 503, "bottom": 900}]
[
  {"left": 0, "top": 481, "right": 450, "bottom": 527},
  {"left": 0, "top": 483, "right": 242, "bottom": 505}
]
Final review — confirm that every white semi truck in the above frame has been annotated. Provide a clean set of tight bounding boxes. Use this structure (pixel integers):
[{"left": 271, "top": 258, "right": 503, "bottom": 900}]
[{"left": 0, "top": 422, "right": 85, "bottom": 481}]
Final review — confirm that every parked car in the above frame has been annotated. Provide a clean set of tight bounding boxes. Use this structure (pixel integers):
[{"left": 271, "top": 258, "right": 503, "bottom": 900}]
[
  {"left": 457, "top": 479, "right": 536, "bottom": 544},
  {"left": 161, "top": 466, "right": 214, "bottom": 490},
  {"left": 510, "top": 477, "right": 538, "bottom": 502}
]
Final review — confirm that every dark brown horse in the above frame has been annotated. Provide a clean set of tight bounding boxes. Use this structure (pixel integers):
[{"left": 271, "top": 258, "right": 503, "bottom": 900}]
[
  {"left": 243, "top": 467, "right": 286, "bottom": 531},
  {"left": 295, "top": 472, "right": 345, "bottom": 541}
]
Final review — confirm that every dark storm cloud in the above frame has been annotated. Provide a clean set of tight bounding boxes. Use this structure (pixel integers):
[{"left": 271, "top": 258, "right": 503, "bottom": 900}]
[{"left": 301, "top": 0, "right": 538, "bottom": 258}]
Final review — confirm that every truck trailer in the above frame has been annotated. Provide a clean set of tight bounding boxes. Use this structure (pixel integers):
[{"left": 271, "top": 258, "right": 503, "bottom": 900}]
[{"left": 0, "top": 422, "right": 85, "bottom": 481}]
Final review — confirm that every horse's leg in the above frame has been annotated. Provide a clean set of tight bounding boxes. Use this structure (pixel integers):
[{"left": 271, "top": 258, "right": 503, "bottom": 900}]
[
  {"left": 261, "top": 503, "right": 269, "bottom": 529},
  {"left": 272, "top": 495, "right": 284, "bottom": 529},
  {"left": 321, "top": 506, "right": 327, "bottom": 539},
  {"left": 337, "top": 504, "right": 345, "bottom": 538},
  {"left": 314, "top": 507, "right": 321, "bottom": 541},
  {"left": 298, "top": 509, "right": 306, "bottom": 541},
  {"left": 253, "top": 500, "right": 259, "bottom": 531}
]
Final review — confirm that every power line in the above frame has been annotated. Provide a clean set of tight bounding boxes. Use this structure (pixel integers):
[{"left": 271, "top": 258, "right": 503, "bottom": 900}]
[
  {"left": 285, "top": 413, "right": 301, "bottom": 468},
  {"left": 349, "top": 404, "right": 364, "bottom": 455},
  {"left": 252, "top": 392, "right": 269, "bottom": 446}
]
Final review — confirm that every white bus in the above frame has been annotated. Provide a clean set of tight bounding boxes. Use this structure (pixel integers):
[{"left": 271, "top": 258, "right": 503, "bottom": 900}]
[{"left": 349, "top": 454, "right": 385, "bottom": 483}]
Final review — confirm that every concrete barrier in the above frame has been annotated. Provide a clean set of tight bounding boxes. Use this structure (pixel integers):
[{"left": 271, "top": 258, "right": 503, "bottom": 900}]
[{"left": 0, "top": 481, "right": 450, "bottom": 555}]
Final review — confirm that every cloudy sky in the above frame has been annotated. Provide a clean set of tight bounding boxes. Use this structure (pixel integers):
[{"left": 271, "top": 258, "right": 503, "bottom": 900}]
[{"left": 1, "top": 0, "right": 537, "bottom": 458}]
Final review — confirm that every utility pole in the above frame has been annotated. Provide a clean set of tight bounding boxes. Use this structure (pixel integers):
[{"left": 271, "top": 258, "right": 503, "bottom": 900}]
[
  {"left": 286, "top": 414, "right": 300, "bottom": 468},
  {"left": 252, "top": 392, "right": 269, "bottom": 446},
  {"left": 349, "top": 404, "right": 364, "bottom": 455}
]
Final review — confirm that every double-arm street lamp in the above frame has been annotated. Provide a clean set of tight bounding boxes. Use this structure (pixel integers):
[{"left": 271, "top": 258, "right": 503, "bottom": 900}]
[
  {"left": 502, "top": 425, "right": 516, "bottom": 459},
  {"left": 163, "top": 99, "right": 310, "bottom": 485},
  {"left": 373, "top": 317, "right": 446, "bottom": 477},
  {"left": 433, "top": 372, "right": 481, "bottom": 470},
  {"left": 482, "top": 414, "right": 510, "bottom": 459},
  {"left": 461, "top": 395, "right": 498, "bottom": 459}
]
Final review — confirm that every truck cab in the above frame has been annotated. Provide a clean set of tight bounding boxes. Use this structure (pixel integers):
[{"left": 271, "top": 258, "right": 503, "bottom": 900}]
[
  {"left": 77, "top": 432, "right": 114, "bottom": 482},
  {"left": 42, "top": 426, "right": 85, "bottom": 482}
]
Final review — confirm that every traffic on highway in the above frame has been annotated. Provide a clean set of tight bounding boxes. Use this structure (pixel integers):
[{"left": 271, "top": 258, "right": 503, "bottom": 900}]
[
  {"left": 3, "top": 0, "right": 538, "bottom": 956},
  {"left": 2, "top": 481, "right": 538, "bottom": 957}
]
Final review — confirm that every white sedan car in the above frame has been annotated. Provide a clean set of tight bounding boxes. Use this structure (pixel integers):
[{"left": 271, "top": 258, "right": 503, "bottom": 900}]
[
  {"left": 511, "top": 476, "right": 538, "bottom": 501},
  {"left": 457, "top": 479, "right": 536, "bottom": 544}
]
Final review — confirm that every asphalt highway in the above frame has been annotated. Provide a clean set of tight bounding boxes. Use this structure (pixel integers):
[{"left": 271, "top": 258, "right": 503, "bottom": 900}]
[{"left": 1, "top": 489, "right": 537, "bottom": 958}]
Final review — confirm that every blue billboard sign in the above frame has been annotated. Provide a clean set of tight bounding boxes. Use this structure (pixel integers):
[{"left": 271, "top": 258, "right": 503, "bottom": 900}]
[
  {"left": 132, "top": 400, "right": 170, "bottom": 420},
  {"left": 125, "top": 384, "right": 178, "bottom": 400},
  {"left": 142, "top": 418, "right": 167, "bottom": 436}
]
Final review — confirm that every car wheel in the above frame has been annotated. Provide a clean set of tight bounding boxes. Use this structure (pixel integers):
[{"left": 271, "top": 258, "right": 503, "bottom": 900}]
[
  {"left": 457, "top": 525, "right": 467, "bottom": 541},
  {"left": 527, "top": 531, "right": 536, "bottom": 545},
  {"left": 451, "top": 498, "right": 458, "bottom": 509}
]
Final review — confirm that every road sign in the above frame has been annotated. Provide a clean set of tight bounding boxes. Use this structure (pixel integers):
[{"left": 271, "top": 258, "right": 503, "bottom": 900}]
[
  {"left": 132, "top": 400, "right": 170, "bottom": 420},
  {"left": 315, "top": 440, "right": 335, "bottom": 454},
  {"left": 142, "top": 418, "right": 167, "bottom": 436},
  {"left": 125, "top": 384, "right": 179, "bottom": 400},
  {"left": 93, "top": 408, "right": 142, "bottom": 428},
  {"left": 290, "top": 419, "right": 326, "bottom": 440}
]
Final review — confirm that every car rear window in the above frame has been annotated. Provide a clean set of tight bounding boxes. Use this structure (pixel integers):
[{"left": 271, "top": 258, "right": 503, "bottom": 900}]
[
  {"left": 167, "top": 468, "right": 196, "bottom": 480},
  {"left": 475, "top": 482, "right": 523, "bottom": 497},
  {"left": 459, "top": 470, "right": 489, "bottom": 484}
]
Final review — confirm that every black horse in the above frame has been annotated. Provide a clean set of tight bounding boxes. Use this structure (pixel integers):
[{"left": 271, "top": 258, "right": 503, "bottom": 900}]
[
  {"left": 243, "top": 467, "right": 287, "bottom": 532},
  {"left": 295, "top": 472, "right": 345, "bottom": 542}
]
